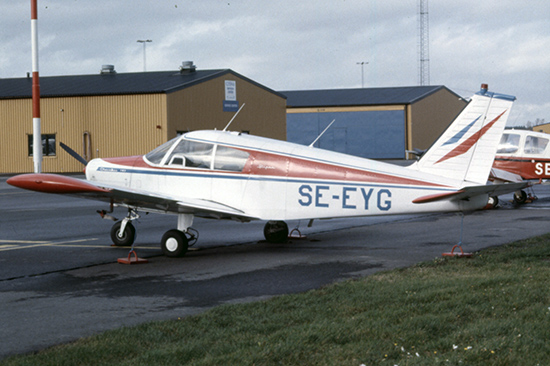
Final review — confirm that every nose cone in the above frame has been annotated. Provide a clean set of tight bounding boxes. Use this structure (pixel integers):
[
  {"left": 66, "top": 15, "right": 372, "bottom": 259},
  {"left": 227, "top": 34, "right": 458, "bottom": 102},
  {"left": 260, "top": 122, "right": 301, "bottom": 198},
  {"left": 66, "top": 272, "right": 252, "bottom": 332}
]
[
  {"left": 85, "top": 158, "right": 103, "bottom": 181},
  {"left": 85, "top": 155, "right": 144, "bottom": 181}
]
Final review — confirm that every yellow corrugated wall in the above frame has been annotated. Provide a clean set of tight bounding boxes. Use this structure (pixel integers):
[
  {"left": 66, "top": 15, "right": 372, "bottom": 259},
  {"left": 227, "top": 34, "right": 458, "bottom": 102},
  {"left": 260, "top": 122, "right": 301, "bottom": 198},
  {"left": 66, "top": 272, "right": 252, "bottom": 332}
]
[
  {"left": 0, "top": 73, "right": 286, "bottom": 174},
  {"left": 0, "top": 94, "right": 167, "bottom": 173}
]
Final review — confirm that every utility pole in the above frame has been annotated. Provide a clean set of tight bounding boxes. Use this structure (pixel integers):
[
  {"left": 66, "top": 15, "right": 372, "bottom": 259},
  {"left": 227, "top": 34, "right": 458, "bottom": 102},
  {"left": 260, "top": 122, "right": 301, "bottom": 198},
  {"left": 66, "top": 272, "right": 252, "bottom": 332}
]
[
  {"left": 356, "top": 61, "right": 368, "bottom": 88},
  {"left": 137, "top": 39, "right": 152, "bottom": 72}
]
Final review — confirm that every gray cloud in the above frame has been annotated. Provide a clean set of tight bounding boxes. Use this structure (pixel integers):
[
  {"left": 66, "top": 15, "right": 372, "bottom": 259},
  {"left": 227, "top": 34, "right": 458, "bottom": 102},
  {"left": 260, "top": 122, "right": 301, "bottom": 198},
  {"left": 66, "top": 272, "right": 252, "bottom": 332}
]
[{"left": 2, "top": 0, "right": 549, "bottom": 125}]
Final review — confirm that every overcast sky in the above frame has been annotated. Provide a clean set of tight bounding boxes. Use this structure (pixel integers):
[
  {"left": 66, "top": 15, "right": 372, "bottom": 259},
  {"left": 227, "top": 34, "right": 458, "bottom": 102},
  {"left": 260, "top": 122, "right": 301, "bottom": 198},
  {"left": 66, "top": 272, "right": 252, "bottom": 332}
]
[{"left": 2, "top": 1, "right": 549, "bottom": 126}]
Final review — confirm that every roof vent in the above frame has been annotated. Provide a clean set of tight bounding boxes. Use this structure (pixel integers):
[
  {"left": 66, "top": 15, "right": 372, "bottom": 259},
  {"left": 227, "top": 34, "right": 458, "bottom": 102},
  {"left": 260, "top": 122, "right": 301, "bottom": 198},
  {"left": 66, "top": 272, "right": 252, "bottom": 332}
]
[
  {"left": 180, "top": 61, "right": 196, "bottom": 73},
  {"left": 100, "top": 64, "right": 116, "bottom": 74}
]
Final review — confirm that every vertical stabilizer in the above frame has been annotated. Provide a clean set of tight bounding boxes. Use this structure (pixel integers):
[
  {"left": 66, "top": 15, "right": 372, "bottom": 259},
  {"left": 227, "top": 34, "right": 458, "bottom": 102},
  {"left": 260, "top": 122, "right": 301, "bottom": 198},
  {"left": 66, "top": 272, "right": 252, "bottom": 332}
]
[{"left": 414, "top": 84, "right": 516, "bottom": 184}]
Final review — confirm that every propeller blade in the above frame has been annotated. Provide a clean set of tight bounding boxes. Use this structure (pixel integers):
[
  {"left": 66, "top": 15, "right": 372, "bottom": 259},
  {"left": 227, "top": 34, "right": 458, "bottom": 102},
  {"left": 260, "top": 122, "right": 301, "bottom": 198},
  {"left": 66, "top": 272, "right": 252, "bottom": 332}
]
[{"left": 60, "top": 142, "right": 88, "bottom": 166}]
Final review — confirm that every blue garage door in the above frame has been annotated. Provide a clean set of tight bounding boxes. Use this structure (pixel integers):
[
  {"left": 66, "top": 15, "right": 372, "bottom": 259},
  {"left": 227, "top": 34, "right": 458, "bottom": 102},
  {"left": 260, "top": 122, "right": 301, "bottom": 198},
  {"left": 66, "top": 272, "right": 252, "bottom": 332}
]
[{"left": 286, "top": 110, "right": 406, "bottom": 159}]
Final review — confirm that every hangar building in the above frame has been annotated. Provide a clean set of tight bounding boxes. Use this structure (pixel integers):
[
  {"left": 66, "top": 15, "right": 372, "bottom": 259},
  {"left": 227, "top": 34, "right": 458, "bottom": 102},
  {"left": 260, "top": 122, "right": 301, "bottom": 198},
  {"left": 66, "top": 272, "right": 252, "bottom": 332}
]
[
  {"left": 282, "top": 86, "right": 467, "bottom": 159},
  {"left": 0, "top": 63, "right": 286, "bottom": 174}
]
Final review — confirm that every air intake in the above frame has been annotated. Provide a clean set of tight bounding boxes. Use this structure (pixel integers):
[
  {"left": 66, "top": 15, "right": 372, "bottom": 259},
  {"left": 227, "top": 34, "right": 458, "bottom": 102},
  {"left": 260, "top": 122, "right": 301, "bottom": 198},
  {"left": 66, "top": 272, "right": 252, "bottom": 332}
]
[
  {"left": 100, "top": 64, "right": 116, "bottom": 74},
  {"left": 180, "top": 61, "right": 196, "bottom": 73}
]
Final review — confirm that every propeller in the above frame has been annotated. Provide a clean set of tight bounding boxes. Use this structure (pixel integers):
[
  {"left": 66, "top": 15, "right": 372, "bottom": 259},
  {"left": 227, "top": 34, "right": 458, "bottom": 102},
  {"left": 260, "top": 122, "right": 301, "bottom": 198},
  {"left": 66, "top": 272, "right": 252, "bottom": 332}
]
[{"left": 60, "top": 142, "right": 88, "bottom": 166}]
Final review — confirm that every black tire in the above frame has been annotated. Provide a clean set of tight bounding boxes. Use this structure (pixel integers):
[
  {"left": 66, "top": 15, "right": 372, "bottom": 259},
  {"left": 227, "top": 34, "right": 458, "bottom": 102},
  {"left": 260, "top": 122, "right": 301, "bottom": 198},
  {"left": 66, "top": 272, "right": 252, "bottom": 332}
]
[
  {"left": 161, "top": 230, "right": 189, "bottom": 258},
  {"left": 488, "top": 196, "right": 499, "bottom": 207},
  {"left": 263, "top": 221, "right": 289, "bottom": 243},
  {"left": 513, "top": 190, "right": 528, "bottom": 204},
  {"left": 110, "top": 221, "right": 136, "bottom": 246}
]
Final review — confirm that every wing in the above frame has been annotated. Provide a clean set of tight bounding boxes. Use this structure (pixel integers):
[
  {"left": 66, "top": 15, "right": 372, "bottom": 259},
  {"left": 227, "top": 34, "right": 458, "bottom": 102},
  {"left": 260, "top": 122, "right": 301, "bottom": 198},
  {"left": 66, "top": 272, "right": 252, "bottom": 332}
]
[
  {"left": 6, "top": 173, "right": 259, "bottom": 222},
  {"left": 412, "top": 181, "right": 530, "bottom": 204}
]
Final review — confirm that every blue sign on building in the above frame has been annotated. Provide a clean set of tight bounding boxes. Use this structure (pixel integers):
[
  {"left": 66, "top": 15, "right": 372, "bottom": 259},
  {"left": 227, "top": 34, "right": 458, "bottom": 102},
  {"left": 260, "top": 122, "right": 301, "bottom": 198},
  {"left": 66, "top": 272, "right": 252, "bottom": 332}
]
[{"left": 223, "top": 100, "right": 239, "bottom": 112}]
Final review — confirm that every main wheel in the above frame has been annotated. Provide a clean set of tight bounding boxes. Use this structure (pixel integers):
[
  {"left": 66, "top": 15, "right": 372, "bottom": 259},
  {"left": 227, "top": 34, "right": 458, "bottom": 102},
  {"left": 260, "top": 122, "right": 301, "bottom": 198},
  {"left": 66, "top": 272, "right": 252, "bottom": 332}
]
[
  {"left": 110, "top": 221, "right": 136, "bottom": 246},
  {"left": 263, "top": 221, "right": 289, "bottom": 243},
  {"left": 513, "top": 190, "right": 528, "bottom": 204},
  {"left": 161, "top": 230, "right": 189, "bottom": 258}
]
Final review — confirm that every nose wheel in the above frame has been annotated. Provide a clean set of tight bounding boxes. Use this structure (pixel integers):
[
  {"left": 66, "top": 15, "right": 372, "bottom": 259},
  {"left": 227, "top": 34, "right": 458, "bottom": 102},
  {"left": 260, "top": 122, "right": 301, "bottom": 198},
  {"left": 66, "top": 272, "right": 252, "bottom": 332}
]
[{"left": 110, "top": 220, "right": 136, "bottom": 246}]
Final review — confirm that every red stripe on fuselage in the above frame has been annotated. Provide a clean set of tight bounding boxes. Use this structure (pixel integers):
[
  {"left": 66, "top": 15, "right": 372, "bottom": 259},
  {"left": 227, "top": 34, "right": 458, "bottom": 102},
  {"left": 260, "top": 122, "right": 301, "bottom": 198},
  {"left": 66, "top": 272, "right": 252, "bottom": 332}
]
[
  {"left": 494, "top": 156, "right": 550, "bottom": 180},
  {"left": 103, "top": 151, "right": 447, "bottom": 188},
  {"left": 248, "top": 151, "right": 447, "bottom": 187},
  {"left": 103, "top": 156, "right": 148, "bottom": 167}
]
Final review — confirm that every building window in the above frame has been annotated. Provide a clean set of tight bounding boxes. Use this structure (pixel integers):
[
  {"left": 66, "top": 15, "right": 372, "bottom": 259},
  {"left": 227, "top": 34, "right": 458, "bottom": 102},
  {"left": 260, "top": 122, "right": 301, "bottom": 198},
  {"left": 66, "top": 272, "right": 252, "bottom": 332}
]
[{"left": 28, "top": 134, "right": 56, "bottom": 157}]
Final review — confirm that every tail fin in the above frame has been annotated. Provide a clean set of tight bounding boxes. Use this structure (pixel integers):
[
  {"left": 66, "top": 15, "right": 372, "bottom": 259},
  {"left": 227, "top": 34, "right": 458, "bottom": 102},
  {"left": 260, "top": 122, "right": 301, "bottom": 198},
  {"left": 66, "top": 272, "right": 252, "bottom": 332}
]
[{"left": 414, "top": 84, "right": 516, "bottom": 184}]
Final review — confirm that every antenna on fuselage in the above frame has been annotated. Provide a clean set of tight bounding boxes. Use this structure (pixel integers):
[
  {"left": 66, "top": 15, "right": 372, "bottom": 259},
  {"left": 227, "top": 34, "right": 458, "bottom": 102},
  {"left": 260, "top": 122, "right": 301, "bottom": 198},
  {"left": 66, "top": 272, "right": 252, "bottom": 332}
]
[
  {"left": 222, "top": 103, "right": 246, "bottom": 132},
  {"left": 309, "top": 119, "right": 336, "bottom": 148}
]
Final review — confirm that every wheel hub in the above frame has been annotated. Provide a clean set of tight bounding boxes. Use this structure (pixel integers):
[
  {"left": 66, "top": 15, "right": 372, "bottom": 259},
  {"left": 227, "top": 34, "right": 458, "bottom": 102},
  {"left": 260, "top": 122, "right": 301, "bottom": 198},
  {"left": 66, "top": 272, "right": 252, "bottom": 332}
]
[{"left": 165, "top": 237, "right": 179, "bottom": 252}]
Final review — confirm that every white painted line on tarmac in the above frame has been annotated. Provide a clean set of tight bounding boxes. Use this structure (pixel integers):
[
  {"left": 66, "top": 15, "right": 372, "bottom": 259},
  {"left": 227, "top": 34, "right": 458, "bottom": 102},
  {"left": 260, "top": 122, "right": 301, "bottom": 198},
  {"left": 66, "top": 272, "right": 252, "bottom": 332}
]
[{"left": 0, "top": 238, "right": 160, "bottom": 251}]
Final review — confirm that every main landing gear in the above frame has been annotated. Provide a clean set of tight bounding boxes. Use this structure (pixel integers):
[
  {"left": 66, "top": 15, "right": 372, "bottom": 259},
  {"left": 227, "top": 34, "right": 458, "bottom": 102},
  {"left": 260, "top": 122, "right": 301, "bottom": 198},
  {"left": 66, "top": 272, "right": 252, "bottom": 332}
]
[
  {"left": 263, "top": 220, "right": 289, "bottom": 243},
  {"left": 107, "top": 210, "right": 198, "bottom": 258},
  {"left": 106, "top": 210, "right": 293, "bottom": 257}
]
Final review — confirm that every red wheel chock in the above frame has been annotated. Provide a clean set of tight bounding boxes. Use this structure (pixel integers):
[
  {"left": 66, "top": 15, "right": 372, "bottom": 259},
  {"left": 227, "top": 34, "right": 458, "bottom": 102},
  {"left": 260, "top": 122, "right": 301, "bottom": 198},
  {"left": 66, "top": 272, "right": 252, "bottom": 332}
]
[
  {"left": 442, "top": 245, "right": 473, "bottom": 258},
  {"left": 117, "top": 250, "right": 148, "bottom": 264},
  {"left": 288, "top": 228, "right": 307, "bottom": 240}
]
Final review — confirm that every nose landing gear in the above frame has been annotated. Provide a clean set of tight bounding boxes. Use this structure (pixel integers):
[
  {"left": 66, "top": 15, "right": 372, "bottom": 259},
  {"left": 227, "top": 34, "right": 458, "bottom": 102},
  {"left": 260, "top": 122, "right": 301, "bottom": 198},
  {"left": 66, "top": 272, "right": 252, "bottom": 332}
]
[{"left": 110, "top": 209, "right": 139, "bottom": 246}]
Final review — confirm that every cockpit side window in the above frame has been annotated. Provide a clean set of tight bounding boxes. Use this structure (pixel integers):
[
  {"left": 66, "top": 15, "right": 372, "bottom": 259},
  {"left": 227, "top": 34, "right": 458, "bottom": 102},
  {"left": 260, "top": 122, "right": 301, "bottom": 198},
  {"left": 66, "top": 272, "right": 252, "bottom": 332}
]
[
  {"left": 496, "top": 133, "right": 520, "bottom": 154},
  {"left": 524, "top": 135, "right": 549, "bottom": 155},
  {"left": 166, "top": 140, "right": 214, "bottom": 168},
  {"left": 213, "top": 146, "right": 250, "bottom": 172},
  {"left": 145, "top": 136, "right": 249, "bottom": 171}
]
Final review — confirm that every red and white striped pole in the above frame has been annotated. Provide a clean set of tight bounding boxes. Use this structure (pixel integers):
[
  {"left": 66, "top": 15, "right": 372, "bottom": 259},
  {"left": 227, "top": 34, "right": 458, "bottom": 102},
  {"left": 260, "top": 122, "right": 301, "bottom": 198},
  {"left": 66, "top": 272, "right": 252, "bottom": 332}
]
[{"left": 31, "top": 0, "right": 42, "bottom": 173}]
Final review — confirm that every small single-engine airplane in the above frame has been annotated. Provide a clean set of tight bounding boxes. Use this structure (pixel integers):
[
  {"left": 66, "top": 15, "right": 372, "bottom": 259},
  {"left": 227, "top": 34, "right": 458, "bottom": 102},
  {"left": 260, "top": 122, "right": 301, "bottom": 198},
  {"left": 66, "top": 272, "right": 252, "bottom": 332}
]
[
  {"left": 8, "top": 84, "right": 527, "bottom": 257},
  {"left": 491, "top": 129, "right": 550, "bottom": 203}
]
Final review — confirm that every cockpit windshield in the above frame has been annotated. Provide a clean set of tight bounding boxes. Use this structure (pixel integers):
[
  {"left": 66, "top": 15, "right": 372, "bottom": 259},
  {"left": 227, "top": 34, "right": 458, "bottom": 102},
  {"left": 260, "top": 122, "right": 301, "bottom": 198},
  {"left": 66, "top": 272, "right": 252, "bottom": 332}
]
[
  {"left": 166, "top": 140, "right": 214, "bottom": 169},
  {"left": 145, "top": 136, "right": 250, "bottom": 172},
  {"left": 145, "top": 136, "right": 180, "bottom": 165}
]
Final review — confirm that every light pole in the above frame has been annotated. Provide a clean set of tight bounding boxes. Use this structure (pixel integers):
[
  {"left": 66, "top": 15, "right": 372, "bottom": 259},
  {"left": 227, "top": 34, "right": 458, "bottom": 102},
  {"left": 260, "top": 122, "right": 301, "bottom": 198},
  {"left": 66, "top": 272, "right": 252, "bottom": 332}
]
[
  {"left": 137, "top": 39, "right": 152, "bottom": 72},
  {"left": 356, "top": 61, "right": 368, "bottom": 88}
]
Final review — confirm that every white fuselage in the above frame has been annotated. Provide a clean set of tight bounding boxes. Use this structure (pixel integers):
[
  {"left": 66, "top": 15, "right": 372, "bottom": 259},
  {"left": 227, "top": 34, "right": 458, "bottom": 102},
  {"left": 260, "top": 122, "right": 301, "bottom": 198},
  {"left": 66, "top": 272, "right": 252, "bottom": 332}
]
[{"left": 86, "top": 130, "right": 486, "bottom": 221}]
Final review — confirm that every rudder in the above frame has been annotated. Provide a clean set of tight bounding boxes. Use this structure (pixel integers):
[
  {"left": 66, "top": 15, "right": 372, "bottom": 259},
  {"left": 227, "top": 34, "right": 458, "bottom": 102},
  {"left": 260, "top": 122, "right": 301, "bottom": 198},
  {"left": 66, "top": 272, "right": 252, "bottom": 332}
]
[{"left": 413, "top": 84, "right": 516, "bottom": 184}]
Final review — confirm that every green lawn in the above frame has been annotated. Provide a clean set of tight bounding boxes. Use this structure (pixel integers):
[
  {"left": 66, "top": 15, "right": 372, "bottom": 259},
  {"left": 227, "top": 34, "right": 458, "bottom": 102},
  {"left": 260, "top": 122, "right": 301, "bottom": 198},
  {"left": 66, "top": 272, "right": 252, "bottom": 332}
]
[{"left": 3, "top": 234, "right": 550, "bottom": 365}]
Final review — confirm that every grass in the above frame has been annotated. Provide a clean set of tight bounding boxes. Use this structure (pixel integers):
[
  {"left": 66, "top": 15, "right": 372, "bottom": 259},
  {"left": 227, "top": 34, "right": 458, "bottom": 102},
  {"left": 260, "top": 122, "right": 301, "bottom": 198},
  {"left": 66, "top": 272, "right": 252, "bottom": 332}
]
[{"left": 3, "top": 234, "right": 550, "bottom": 365}]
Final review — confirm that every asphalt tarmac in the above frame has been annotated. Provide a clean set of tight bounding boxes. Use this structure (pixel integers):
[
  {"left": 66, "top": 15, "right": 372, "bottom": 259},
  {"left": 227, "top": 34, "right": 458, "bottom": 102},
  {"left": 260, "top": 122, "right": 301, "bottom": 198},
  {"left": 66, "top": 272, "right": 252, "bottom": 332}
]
[{"left": 1, "top": 175, "right": 549, "bottom": 360}]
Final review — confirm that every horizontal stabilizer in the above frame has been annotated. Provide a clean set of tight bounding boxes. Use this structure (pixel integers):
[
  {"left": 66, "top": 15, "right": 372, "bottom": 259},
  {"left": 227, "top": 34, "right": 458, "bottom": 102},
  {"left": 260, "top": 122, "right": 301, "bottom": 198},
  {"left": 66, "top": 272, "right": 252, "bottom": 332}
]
[
  {"left": 490, "top": 167, "right": 524, "bottom": 183},
  {"left": 412, "top": 190, "right": 465, "bottom": 204},
  {"left": 413, "top": 182, "right": 530, "bottom": 204}
]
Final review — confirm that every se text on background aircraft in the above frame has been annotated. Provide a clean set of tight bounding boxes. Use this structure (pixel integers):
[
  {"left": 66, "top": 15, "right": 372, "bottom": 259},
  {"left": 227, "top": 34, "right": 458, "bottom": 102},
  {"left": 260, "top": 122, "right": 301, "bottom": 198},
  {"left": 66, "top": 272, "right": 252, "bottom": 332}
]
[{"left": 8, "top": 84, "right": 527, "bottom": 257}]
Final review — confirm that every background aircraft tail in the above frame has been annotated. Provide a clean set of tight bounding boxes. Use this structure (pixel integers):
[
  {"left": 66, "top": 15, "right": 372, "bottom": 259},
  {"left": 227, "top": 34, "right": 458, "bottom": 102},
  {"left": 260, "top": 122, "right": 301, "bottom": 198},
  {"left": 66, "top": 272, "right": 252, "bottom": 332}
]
[{"left": 413, "top": 84, "right": 516, "bottom": 185}]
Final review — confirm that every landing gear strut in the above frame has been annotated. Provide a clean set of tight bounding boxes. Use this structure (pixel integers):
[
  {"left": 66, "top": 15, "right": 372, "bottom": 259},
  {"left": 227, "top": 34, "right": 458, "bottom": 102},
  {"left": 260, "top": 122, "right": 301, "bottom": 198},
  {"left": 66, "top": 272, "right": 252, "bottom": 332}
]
[{"left": 110, "top": 209, "right": 139, "bottom": 246}]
